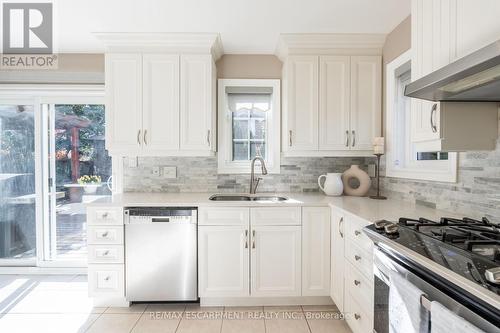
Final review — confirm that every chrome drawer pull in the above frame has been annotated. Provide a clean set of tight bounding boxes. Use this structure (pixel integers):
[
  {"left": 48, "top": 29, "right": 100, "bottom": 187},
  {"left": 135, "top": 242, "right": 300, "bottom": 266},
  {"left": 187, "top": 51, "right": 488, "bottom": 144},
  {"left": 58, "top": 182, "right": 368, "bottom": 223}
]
[
  {"left": 354, "top": 313, "right": 361, "bottom": 320},
  {"left": 102, "top": 212, "right": 109, "bottom": 219},
  {"left": 354, "top": 280, "right": 360, "bottom": 286},
  {"left": 101, "top": 232, "right": 109, "bottom": 237},
  {"left": 355, "top": 255, "right": 361, "bottom": 261},
  {"left": 104, "top": 276, "right": 111, "bottom": 281},
  {"left": 354, "top": 230, "right": 361, "bottom": 236},
  {"left": 103, "top": 250, "right": 110, "bottom": 256}
]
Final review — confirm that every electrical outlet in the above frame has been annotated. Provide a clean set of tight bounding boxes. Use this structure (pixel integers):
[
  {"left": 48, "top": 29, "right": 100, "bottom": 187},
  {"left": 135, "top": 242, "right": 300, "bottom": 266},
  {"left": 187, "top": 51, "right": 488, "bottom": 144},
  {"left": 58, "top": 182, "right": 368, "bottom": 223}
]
[
  {"left": 368, "top": 164, "right": 376, "bottom": 178},
  {"left": 127, "top": 157, "right": 138, "bottom": 168},
  {"left": 163, "top": 166, "right": 177, "bottom": 179},
  {"left": 152, "top": 166, "right": 161, "bottom": 177}
]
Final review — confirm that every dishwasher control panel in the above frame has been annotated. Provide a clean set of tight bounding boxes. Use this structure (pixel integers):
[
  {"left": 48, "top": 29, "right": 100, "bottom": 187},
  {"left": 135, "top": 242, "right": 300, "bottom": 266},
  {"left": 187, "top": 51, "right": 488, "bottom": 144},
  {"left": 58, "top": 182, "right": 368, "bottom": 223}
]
[{"left": 124, "top": 207, "right": 197, "bottom": 224}]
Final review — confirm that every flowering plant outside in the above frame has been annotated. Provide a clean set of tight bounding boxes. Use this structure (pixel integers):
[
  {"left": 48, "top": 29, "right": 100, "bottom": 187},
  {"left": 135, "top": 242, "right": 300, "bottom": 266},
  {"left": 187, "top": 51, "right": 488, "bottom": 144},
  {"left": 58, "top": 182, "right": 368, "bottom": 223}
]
[{"left": 77, "top": 175, "right": 101, "bottom": 185}]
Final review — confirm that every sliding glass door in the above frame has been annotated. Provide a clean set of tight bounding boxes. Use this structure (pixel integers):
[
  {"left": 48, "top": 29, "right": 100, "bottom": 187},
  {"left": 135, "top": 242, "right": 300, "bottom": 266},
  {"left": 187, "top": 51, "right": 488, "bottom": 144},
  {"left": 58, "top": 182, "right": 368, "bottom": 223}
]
[
  {"left": 47, "top": 103, "right": 111, "bottom": 263},
  {"left": 0, "top": 90, "right": 109, "bottom": 268},
  {"left": 0, "top": 102, "right": 38, "bottom": 266}
]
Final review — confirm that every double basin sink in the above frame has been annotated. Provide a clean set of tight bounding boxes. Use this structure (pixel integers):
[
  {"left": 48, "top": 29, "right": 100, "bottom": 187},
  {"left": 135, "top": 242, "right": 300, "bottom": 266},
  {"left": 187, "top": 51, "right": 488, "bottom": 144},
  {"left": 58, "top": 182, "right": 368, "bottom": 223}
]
[{"left": 209, "top": 194, "right": 288, "bottom": 202}]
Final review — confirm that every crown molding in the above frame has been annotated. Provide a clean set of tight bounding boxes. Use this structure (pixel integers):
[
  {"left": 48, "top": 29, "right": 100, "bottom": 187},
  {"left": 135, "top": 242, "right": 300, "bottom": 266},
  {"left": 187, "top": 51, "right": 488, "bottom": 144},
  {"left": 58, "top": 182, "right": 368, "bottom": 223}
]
[
  {"left": 275, "top": 33, "right": 386, "bottom": 60},
  {"left": 94, "top": 32, "right": 224, "bottom": 60}
]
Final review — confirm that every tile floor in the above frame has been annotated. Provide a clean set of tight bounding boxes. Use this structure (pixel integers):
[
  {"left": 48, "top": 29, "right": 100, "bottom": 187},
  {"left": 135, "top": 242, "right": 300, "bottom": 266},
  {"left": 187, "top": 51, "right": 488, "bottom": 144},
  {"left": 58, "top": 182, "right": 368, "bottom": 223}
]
[{"left": 0, "top": 274, "right": 352, "bottom": 333}]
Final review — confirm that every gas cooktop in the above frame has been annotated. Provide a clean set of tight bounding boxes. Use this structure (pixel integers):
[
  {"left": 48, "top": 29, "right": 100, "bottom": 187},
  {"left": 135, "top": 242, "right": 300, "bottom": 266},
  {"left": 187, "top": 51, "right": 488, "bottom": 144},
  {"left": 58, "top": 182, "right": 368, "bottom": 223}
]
[{"left": 365, "top": 217, "right": 500, "bottom": 295}]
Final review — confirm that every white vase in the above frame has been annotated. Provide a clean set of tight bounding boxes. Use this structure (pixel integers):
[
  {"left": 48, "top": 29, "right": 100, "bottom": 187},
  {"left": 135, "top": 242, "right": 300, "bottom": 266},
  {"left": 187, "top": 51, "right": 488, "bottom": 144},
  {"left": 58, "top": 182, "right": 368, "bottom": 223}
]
[
  {"left": 318, "top": 173, "right": 344, "bottom": 196},
  {"left": 342, "top": 165, "right": 371, "bottom": 197}
]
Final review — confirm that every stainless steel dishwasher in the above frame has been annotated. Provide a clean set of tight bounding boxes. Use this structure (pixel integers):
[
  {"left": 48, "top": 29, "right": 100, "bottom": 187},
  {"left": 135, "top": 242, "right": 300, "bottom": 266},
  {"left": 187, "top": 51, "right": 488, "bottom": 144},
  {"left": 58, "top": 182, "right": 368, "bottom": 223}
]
[{"left": 124, "top": 207, "right": 197, "bottom": 302}]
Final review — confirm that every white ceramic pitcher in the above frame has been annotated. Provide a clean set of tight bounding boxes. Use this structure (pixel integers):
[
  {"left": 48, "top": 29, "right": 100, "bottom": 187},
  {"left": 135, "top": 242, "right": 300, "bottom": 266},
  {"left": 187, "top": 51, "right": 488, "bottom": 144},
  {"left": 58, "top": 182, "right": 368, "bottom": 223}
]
[{"left": 318, "top": 173, "right": 344, "bottom": 196}]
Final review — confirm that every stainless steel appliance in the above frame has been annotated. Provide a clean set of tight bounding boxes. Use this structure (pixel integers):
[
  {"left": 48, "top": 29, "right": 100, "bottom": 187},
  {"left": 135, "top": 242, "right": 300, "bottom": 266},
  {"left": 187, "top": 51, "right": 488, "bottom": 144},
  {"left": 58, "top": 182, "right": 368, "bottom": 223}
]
[
  {"left": 124, "top": 207, "right": 198, "bottom": 302},
  {"left": 405, "top": 39, "right": 500, "bottom": 101},
  {"left": 364, "top": 217, "right": 500, "bottom": 333}
]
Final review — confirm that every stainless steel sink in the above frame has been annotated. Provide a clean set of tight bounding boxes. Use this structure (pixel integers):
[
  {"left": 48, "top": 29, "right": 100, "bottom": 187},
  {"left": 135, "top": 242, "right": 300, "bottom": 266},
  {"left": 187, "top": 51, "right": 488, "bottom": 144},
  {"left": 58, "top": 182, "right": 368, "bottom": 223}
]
[
  {"left": 252, "top": 196, "right": 288, "bottom": 202},
  {"left": 209, "top": 195, "right": 251, "bottom": 201},
  {"left": 209, "top": 194, "right": 288, "bottom": 202}
]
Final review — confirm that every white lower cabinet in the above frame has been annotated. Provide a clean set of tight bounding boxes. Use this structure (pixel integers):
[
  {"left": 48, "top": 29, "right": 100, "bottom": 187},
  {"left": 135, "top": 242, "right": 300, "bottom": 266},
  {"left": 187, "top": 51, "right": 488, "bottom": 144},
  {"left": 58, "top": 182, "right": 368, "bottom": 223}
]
[
  {"left": 198, "top": 206, "right": 318, "bottom": 299},
  {"left": 302, "top": 207, "right": 330, "bottom": 296},
  {"left": 251, "top": 225, "right": 302, "bottom": 297},
  {"left": 198, "top": 226, "right": 250, "bottom": 297},
  {"left": 330, "top": 209, "right": 345, "bottom": 311}
]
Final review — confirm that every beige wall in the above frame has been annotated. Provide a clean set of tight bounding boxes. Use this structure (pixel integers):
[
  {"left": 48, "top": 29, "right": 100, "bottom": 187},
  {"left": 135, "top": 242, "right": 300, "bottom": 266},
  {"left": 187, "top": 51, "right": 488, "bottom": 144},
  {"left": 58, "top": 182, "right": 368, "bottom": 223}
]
[
  {"left": 216, "top": 54, "right": 282, "bottom": 79},
  {"left": 381, "top": 16, "right": 411, "bottom": 134}
]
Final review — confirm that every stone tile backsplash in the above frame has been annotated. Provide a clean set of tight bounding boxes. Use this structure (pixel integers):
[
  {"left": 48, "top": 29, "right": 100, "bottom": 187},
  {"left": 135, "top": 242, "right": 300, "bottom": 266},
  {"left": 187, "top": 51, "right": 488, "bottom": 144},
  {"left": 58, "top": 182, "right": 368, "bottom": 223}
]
[
  {"left": 123, "top": 156, "right": 369, "bottom": 194},
  {"left": 377, "top": 136, "right": 500, "bottom": 223}
]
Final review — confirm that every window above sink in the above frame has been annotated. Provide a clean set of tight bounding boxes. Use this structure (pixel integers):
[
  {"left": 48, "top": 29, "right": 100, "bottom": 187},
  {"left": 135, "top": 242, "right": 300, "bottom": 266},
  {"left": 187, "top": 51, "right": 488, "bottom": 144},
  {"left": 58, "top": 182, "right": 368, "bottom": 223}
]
[{"left": 217, "top": 79, "right": 281, "bottom": 174}]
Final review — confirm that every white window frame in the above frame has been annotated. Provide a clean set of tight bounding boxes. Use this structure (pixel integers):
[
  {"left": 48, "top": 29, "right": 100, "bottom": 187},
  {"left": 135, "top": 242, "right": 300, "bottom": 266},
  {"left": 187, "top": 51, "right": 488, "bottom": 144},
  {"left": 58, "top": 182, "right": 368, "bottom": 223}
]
[
  {"left": 385, "top": 50, "right": 458, "bottom": 182},
  {"left": 217, "top": 79, "right": 281, "bottom": 174}
]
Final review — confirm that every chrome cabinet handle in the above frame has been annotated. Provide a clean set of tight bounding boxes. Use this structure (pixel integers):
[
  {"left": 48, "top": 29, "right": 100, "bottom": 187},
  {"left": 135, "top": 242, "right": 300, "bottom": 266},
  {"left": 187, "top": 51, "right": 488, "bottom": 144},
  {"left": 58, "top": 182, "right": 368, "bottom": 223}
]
[
  {"left": 137, "top": 130, "right": 142, "bottom": 145},
  {"left": 354, "top": 230, "right": 361, "bottom": 236},
  {"left": 354, "top": 313, "right": 361, "bottom": 320},
  {"left": 430, "top": 103, "right": 438, "bottom": 133},
  {"left": 339, "top": 217, "right": 344, "bottom": 238},
  {"left": 101, "top": 231, "right": 109, "bottom": 238},
  {"left": 354, "top": 280, "right": 361, "bottom": 286},
  {"left": 351, "top": 130, "right": 356, "bottom": 147},
  {"left": 143, "top": 130, "right": 148, "bottom": 145},
  {"left": 207, "top": 130, "right": 211, "bottom": 146},
  {"left": 102, "top": 212, "right": 109, "bottom": 219},
  {"left": 252, "top": 230, "right": 256, "bottom": 249},
  {"left": 103, "top": 250, "right": 110, "bottom": 256},
  {"left": 355, "top": 255, "right": 361, "bottom": 261},
  {"left": 289, "top": 130, "right": 292, "bottom": 147},
  {"left": 244, "top": 230, "right": 248, "bottom": 249},
  {"left": 345, "top": 130, "right": 349, "bottom": 147},
  {"left": 104, "top": 276, "right": 111, "bottom": 281}
]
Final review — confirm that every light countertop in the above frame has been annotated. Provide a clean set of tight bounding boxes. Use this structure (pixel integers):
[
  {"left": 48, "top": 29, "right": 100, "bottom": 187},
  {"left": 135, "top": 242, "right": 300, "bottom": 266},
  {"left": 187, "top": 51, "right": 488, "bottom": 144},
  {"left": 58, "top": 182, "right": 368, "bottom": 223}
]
[{"left": 87, "top": 192, "right": 466, "bottom": 224}]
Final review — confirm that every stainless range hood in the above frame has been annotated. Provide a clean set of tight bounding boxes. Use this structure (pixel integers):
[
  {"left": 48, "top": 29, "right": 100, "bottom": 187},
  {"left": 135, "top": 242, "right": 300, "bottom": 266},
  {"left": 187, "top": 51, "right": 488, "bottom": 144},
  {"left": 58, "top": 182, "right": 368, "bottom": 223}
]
[{"left": 405, "top": 40, "right": 500, "bottom": 101}]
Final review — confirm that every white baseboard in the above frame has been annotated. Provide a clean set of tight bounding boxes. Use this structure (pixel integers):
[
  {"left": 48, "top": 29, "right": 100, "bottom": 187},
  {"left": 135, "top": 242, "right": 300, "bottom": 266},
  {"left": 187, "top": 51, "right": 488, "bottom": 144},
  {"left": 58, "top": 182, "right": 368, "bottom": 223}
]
[{"left": 200, "top": 296, "right": 334, "bottom": 307}]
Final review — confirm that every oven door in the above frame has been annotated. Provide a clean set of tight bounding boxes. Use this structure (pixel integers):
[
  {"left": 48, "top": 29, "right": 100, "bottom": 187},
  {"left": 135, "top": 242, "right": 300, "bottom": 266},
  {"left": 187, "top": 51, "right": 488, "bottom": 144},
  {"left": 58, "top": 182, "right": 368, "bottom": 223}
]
[{"left": 373, "top": 246, "right": 500, "bottom": 333}]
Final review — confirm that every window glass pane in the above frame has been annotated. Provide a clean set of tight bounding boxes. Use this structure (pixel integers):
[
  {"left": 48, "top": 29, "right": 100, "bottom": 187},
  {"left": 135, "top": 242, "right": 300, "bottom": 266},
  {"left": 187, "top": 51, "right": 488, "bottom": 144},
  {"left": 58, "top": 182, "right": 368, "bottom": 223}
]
[
  {"left": 416, "top": 152, "right": 449, "bottom": 161},
  {"left": 250, "top": 109, "right": 266, "bottom": 118},
  {"left": 233, "top": 109, "right": 249, "bottom": 118},
  {"left": 233, "top": 142, "right": 248, "bottom": 160},
  {"left": 52, "top": 104, "right": 111, "bottom": 261},
  {"left": 0, "top": 104, "right": 36, "bottom": 260},
  {"left": 250, "top": 118, "right": 266, "bottom": 139},
  {"left": 250, "top": 142, "right": 266, "bottom": 159},
  {"left": 232, "top": 119, "right": 248, "bottom": 140}
]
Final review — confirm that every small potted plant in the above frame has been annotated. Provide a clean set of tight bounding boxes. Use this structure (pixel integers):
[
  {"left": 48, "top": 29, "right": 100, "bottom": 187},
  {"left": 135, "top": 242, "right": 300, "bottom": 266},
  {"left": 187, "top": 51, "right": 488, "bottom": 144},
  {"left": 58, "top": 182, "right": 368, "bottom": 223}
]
[{"left": 77, "top": 175, "right": 102, "bottom": 194}]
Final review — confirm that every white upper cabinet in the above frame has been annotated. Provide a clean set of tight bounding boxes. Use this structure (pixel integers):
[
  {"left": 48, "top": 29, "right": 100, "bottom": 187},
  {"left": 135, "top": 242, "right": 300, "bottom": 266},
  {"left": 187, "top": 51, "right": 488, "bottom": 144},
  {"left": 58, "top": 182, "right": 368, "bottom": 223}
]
[
  {"left": 350, "top": 56, "right": 382, "bottom": 151},
  {"left": 142, "top": 54, "right": 180, "bottom": 151},
  {"left": 105, "top": 53, "right": 143, "bottom": 152},
  {"left": 319, "top": 56, "right": 350, "bottom": 151},
  {"left": 277, "top": 34, "right": 384, "bottom": 157},
  {"left": 283, "top": 56, "right": 319, "bottom": 151},
  {"left": 98, "top": 33, "right": 222, "bottom": 156},
  {"left": 180, "top": 55, "right": 215, "bottom": 152}
]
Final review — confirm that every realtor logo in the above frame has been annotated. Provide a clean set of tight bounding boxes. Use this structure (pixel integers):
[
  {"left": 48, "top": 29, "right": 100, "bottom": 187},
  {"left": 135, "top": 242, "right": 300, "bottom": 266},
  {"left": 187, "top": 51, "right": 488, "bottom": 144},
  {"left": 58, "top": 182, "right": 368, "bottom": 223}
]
[{"left": 2, "top": 2, "right": 53, "bottom": 54}]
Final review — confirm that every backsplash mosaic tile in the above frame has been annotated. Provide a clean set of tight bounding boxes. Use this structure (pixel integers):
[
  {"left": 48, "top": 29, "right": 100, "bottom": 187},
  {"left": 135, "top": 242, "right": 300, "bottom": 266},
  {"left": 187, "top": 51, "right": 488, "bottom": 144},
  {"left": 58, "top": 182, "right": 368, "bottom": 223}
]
[
  {"left": 377, "top": 136, "right": 500, "bottom": 223},
  {"left": 123, "top": 156, "right": 369, "bottom": 194}
]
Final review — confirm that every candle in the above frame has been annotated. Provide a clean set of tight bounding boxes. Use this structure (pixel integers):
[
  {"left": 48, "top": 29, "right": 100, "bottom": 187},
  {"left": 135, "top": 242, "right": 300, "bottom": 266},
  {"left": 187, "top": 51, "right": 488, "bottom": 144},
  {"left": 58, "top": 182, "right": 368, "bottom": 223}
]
[{"left": 373, "top": 137, "right": 385, "bottom": 155}]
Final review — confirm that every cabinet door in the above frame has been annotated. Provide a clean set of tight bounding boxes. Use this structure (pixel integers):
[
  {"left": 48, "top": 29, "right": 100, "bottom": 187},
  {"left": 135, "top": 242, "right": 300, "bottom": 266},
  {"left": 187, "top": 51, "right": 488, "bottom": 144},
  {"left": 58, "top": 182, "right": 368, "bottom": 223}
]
[
  {"left": 198, "top": 226, "right": 250, "bottom": 297},
  {"left": 330, "top": 209, "right": 345, "bottom": 312},
  {"left": 251, "top": 225, "right": 301, "bottom": 297},
  {"left": 180, "top": 54, "right": 214, "bottom": 151},
  {"left": 142, "top": 54, "right": 180, "bottom": 151},
  {"left": 105, "top": 53, "right": 142, "bottom": 153},
  {"left": 283, "top": 56, "right": 319, "bottom": 152},
  {"left": 319, "top": 56, "right": 350, "bottom": 151},
  {"left": 350, "top": 56, "right": 381, "bottom": 151},
  {"left": 302, "top": 207, "right": 331, "bottom": 296}
]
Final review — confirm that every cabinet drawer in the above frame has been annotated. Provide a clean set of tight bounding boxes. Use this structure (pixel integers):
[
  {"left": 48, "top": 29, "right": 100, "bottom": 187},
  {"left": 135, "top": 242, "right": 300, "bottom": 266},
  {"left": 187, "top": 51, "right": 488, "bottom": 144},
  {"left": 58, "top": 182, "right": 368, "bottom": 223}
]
[
  {"left": 250, "top": 207, "right": 301, "bottom": 226},
  {"left": 88, "top": 264, "right": 124, "bottom": 297},
  {"left": 87, "top": 207, "right": 123, "bottom": 225},
  {"left": 88, "top": 245, "right": 124, "bottom": 264},
  {"left": 345, "top": 215, "right": 373, "bottom": 253},
  {"left": 345, "top": 290, "right": 373, "bottom": 333},
  {"left": 88, "top": 226, "right": 124, "bottom": 245},
  {"left": 345, "top": 261, "right": 373, "bottom": 314},
  {"left": 345, "top": 240, "right": 373, "bottom": 279},
  {"left": 199, "top": 207, "right": 250, "bottom": 226}
]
